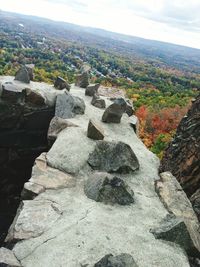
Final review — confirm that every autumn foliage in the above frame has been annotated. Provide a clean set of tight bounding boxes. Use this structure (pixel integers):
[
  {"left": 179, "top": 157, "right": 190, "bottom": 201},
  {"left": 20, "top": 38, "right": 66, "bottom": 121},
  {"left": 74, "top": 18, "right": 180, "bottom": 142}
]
[{"left": 135, "top": 105, "right": 190, "bottom": 158}]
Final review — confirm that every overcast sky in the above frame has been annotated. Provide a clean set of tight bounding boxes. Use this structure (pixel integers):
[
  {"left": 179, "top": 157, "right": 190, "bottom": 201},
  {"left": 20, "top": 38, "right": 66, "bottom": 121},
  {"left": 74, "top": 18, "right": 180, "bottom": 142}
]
[{"left": 1, "top": 0, "right": 200, "bottom": 49}]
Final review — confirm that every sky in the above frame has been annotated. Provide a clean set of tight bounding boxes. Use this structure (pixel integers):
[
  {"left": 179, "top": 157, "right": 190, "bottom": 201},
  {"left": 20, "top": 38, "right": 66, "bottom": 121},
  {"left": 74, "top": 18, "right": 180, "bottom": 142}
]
[{"left": 0, "top": 0, "right": 200, "bottom": 49}]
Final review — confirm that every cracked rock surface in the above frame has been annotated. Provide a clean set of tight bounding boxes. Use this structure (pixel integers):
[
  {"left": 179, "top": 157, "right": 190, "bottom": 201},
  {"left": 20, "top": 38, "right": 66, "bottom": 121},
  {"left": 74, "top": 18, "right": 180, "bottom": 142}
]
[{"left": 1, "top": 84, "right": 191, "bottom": 267}]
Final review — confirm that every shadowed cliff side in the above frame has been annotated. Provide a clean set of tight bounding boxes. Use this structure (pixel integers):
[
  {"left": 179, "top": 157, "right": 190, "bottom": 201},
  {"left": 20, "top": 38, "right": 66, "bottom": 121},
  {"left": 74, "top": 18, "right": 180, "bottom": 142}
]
[{"left": 160, "top": 94, "right": 200, "bottom": 197}]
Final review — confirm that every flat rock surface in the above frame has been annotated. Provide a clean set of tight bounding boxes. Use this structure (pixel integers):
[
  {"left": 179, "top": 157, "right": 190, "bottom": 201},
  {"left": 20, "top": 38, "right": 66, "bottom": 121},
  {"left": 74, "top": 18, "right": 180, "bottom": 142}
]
[{"left": 6, "top": 85, "right": 190, "bottom": 267}]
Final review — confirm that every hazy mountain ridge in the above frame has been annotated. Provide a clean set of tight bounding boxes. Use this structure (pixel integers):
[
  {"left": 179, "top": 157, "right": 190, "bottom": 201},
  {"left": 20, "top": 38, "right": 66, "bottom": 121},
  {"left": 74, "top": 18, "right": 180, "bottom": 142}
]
[{"left": 1, "top": 10, "right": 200, "bottom": 74}]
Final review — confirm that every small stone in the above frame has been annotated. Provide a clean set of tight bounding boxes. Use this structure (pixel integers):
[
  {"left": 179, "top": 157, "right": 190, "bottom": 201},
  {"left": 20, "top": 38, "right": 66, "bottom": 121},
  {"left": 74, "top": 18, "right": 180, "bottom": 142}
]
[
  {"left": 25, "top": 64, "right": 35, "bottom": 81},
  {"left": 102, "top": 98, "right": 127, "bottom": 123},
  {"left": 88, "top": 141, "right": 139, "bottom": 173},
  {"left": 85, "top": 83, "right": 100, "bottom": 96},
  {"left": 0, "top": 247, "right": 21, "bottom": 267},
  {"left": 54, "top": 76, "right": 70, "bottom": 91},
  {"left": 85, "top": 173, "right": 134, "bottom": 205},
  {"left": 91, "top": 94, "right": 106, "bottom": 109},
  {"left": 55, "top": 92, "right": 85, "bottom": 119},
  {"left": 48, "top": 116, "right": 78, "bottom": 145},
  {"left": 14, "top": 66, "right": 30, "bottom": 83},
  {"left": 87, "top": 119, "right": 104, "bottom": 140},
  {"left": 94, "top": 253, "right": 138, "bottom": 267},
  {"left": 75, "top": 71, "right": 89, "bottom": 88},
  {"left": 25, "top": 88, "right": 45, "bottom": 106},
  {"left": 190, "top": 189, "right": 200, "bottom": 221},
  {"left": 150, "top": 214, "right": 200, "bottom": 256}
]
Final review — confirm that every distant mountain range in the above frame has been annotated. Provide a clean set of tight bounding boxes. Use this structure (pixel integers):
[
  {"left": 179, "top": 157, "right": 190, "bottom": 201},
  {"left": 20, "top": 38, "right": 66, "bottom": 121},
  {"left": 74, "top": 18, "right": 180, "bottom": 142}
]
[{"left": 1, "top": 10, "right": 200, "bottom": 74}]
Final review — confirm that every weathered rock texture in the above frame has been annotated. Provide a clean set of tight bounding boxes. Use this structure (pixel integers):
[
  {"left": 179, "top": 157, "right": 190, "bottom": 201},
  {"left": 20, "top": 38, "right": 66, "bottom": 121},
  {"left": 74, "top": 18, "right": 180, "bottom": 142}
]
[
  {"left": 0, "top": 76, "right": 61, "bottom": 245},
  {"left": 156, "top": 172, "right": 200, "bottom": 257},
  {"left": 0, "top": 81, "right": 192, "bottom": 267},
  {"left": 160, "top": 94, "right": 200, "bottom": 196}
]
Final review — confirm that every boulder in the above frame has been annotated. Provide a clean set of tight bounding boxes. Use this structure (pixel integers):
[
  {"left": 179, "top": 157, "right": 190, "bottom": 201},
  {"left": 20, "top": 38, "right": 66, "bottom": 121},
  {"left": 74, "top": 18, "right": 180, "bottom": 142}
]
[
  {"left": 85, "top": 173, "right": 134, "bottom": 205},
  {"left": 94, "top": 253, "right": 138, "bottom": 267},
  {"left": 0, "top": 247, "right": 21, "bottom": 267},
  {"left": 14, "top": 66, "right": 30, "bottom": 84},
  {"left": 150, "top": 214, "right": 200, "bottom": 256},
  {"left": 87, "top": 119, "right": 104, "bottom": 140},
  {"left": 55, "top": 91, "right": 85, "bottom": 119},
  {"left": 25, "top": 64, "right": 35, "bottom": 81},
  {"left": 85, "top": 83, "right": 100, "bottom": 96},
  {"left": 156, "top": 172, "right": 200, "bottom": 256},
  {"left": 102, "top": 98, "right": 127, "bottom": 123},
  {"left": 75, "top": 71, "right": 89, "bottom": 88},
  {"left": 54, "top": 76, "right": 70, "bottom": 91},
  {"left": 48, "top": 116, "right": 78, "bottom": 145},
  {"left": 88, "top": 141, "right": 139, "bottom": 173},
  {"left": 25, "top": 88, "right": 45, "bottom": 106},
  {"left": 91, "top": 94, "right": 106, "bottom": 109}
]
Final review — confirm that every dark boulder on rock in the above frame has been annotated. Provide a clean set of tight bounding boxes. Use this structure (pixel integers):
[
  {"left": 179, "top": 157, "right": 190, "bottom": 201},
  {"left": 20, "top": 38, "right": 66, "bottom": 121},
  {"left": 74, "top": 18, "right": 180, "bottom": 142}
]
[
  {"left": 14, "top": 66, "right": 30, "bottom": 84},
  {"left": 102, "top": 98, "right": 127, "bottom": 123},
  {"left": 125, "top": 100, "right": 135, "bottom": 117},
  {"left": 25, "top": 64, "right": 35, "bottom": 81},
  {"left": 54, "top": 76, "right": 70, "bottom": 91},
  {"left": 85, "top": 173, "right": 134, "bottom": 205},
  {"left": 48, "top": 116, "right": 78, "bottom": 146},
  {"left": 88, "top": 141, "right": 139, "bottom": 173},
  {"left": 129, "top": 116, "right": 139, "bottom": 135},
  {"left": 87, "top": 119, "right": 104, "bottom": 140},
  {"left": 91, "top": 94, "right": 106, "bottom": 109},
  {"left": 150, "top": 214, "right": 200, "bottom": 257},
  {"left": 85, "top": 83, "right": 100, "bottom": 96},
  {"left": 94, "top": 253, "right": 138, "bottom": 267},
  {"left": 75, "top": 71, "right": 89, "bottom": 88},
  {"left": 55, "top": 91, "right": 85, "bottom": 119},
  {"left": 160, "top": 93, "right": 200, "bottom": 196}
]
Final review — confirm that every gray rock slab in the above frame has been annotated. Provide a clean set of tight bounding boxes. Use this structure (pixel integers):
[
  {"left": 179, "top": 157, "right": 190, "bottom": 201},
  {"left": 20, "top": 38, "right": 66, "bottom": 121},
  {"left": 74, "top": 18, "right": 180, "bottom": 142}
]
[
  {"left": 47, "top": 127, "right": 95, "bottom": 174},
  {"left": 0, "top": 247, "right": 21, "bottom": 266},
  {"left": 6, "top": 200, "right": 62, "bottom": 242}
]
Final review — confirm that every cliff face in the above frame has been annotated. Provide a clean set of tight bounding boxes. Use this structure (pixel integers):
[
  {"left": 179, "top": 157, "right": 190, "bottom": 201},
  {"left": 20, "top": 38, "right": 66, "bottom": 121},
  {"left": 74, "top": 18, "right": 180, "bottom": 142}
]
[
  {"left": 0, "top": 76, "right": 199, "bottom": 267},
  {"left": 160, "top": 94, "right": 200, "bottom": 197}
]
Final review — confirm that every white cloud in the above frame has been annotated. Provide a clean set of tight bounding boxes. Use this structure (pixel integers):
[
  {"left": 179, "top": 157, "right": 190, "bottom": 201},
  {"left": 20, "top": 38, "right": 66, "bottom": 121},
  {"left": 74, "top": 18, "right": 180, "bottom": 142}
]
[{"left": 0, "top": 0, "right": 200, "bottom": 49}]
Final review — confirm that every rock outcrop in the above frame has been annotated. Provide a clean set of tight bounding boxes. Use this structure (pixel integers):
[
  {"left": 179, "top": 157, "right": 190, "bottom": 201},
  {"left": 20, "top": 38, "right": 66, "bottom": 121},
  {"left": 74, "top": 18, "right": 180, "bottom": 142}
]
[
  {"left": 0, "top": 76, "right": 62, "bottom": 245},
  {"left": 0, "top": 78, "right": 195, "bottom": 267},
  {"left": 160, "top": 94, "right": 200, "bottom": 197},
  {"left": 85, "top": 83, "right": 100, "bottom": 96},
  {"left": 91, "top": 94, "right": 106, "bottom": 109},
  {"left": 75, "top": 71, "right": 90, "bottom": 88}
]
